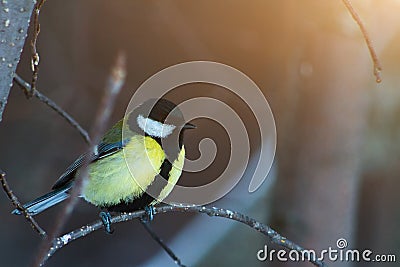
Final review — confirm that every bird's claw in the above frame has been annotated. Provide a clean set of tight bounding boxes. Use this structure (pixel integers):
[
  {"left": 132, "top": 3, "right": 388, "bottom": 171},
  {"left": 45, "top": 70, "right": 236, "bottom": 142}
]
[
  {"left": 100, "top": 211, "right": 114, "bottom": 234},
  {"left": 142, "top": 206, "right": 155, "bottom": 223}
]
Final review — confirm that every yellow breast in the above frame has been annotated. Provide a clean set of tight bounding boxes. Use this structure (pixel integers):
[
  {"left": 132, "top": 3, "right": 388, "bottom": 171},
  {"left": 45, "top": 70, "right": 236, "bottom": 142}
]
[{"left": 82, "top": 135, "right": 166, "bottom": 207}]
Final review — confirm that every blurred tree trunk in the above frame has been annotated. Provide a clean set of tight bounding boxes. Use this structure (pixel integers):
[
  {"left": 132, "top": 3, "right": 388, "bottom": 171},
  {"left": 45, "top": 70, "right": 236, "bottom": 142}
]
[
  {"left": 0, "top": 0, "right": 35, "bottom": 121},
  {"left": 270, "top": 2, "right": 398, "bottom": 267}
]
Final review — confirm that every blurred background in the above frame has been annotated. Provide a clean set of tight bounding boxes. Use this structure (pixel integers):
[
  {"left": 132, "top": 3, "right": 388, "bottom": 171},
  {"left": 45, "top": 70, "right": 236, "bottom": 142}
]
[{"left": 0, "top": 1, "right": 399, "bottom": 266}]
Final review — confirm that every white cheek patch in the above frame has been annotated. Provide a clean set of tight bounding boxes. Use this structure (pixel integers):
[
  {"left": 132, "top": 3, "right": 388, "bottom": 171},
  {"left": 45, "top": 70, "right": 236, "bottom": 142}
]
[{"left": 137, "top": 114, "right": 176, "bottom": 138}]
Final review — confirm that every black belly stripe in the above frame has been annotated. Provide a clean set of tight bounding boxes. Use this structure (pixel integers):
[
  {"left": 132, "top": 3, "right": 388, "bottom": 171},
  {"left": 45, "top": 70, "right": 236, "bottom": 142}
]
[
  {"left": 149, "top": 133, "right": 183, "bottom": 163},
  {"left": 106, "top": 158, "right": 173, "bottom": 212},
  {"left": 159, "top": 159, "right": 173, "bottom": 181}
]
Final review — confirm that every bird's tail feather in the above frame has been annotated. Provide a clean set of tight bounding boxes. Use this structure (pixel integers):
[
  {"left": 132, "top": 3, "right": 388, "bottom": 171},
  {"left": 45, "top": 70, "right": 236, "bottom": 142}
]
[{"left": 12, "top": 186, "right": 70, "bottom": 216}]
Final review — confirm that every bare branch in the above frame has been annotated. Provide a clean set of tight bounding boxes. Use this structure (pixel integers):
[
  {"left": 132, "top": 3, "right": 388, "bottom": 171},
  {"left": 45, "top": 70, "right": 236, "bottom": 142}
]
[
  {"left": 42, "top": 205, "right": 326, "bottom": 267},
  {"left": 32, "top": 52, "right": 126, "bottom": 267},
  {"left": 342, "top": 0, "right": 382, "bottom": 83},
  {"left": 140, "top": 220, "right": 186, "bottom": 267},
  {"left": 14, "top": 74, "right": 91, "bottom": 145},
  {"left": 0, "top": 169, "right": 46, "bottom": 237},
  {"left": 28, "top": 0, "right": 47, "bottom": 98}
]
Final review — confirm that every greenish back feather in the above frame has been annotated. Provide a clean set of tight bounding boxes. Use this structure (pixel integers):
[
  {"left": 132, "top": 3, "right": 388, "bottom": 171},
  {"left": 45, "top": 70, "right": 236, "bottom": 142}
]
[{"left": 101, "top": 119, "right": 134, "bottom": 144}]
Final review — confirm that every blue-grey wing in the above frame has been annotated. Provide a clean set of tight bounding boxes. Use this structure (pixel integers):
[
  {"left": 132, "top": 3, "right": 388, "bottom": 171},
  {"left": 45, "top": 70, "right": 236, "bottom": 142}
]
[{"left": 51, "top": 139, "right": 129, "bottom": 189}]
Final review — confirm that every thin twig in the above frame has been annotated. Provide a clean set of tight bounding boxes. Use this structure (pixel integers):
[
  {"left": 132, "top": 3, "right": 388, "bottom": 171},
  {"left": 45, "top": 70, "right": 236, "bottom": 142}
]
[
  {"left": 0, "top": 170, "right": 46, "bottom": 237},
  {"left": 32, "top": 52, "right": 126, "bottom": 267},
  {"left": 342, "top": 0, "right": 382, "bottom": 83},
  {"left": 14, "top": 74, "right": 91, "bottom": 145},
  {"left": 42, "top": 205, "right": 326, "bottom": 267},
  {"left": 140, "top": 220, "right": 186, "bottom": 267},
  {"left": 29, "top": 0, "right": 47, "bottom": 97}
]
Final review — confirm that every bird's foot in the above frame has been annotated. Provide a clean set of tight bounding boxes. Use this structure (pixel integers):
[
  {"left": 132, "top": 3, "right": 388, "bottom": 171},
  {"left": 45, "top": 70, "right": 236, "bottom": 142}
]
[
  {"left": 141, "top": 206, "right": 155, "bottom": 223},
  {"left": 100, "top": 211, "right": 114, "bottom": 234}
]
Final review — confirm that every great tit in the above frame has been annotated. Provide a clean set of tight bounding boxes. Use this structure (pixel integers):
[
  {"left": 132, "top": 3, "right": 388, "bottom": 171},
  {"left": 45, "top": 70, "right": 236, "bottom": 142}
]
[{"left": 12, "top": 98, "right": 195, "bottom": 225}]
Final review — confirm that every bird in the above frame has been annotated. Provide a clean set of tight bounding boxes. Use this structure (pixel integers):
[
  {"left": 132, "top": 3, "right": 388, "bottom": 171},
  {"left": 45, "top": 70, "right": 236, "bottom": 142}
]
[{"left": 12, "top": 98, "right": 195, "bottom": 232}]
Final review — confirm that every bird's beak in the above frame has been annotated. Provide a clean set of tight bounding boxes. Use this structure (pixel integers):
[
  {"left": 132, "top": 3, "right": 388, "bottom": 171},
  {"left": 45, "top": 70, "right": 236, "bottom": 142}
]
[{"left": 183, "top": 122, "right": 196, "bottom": 129}]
